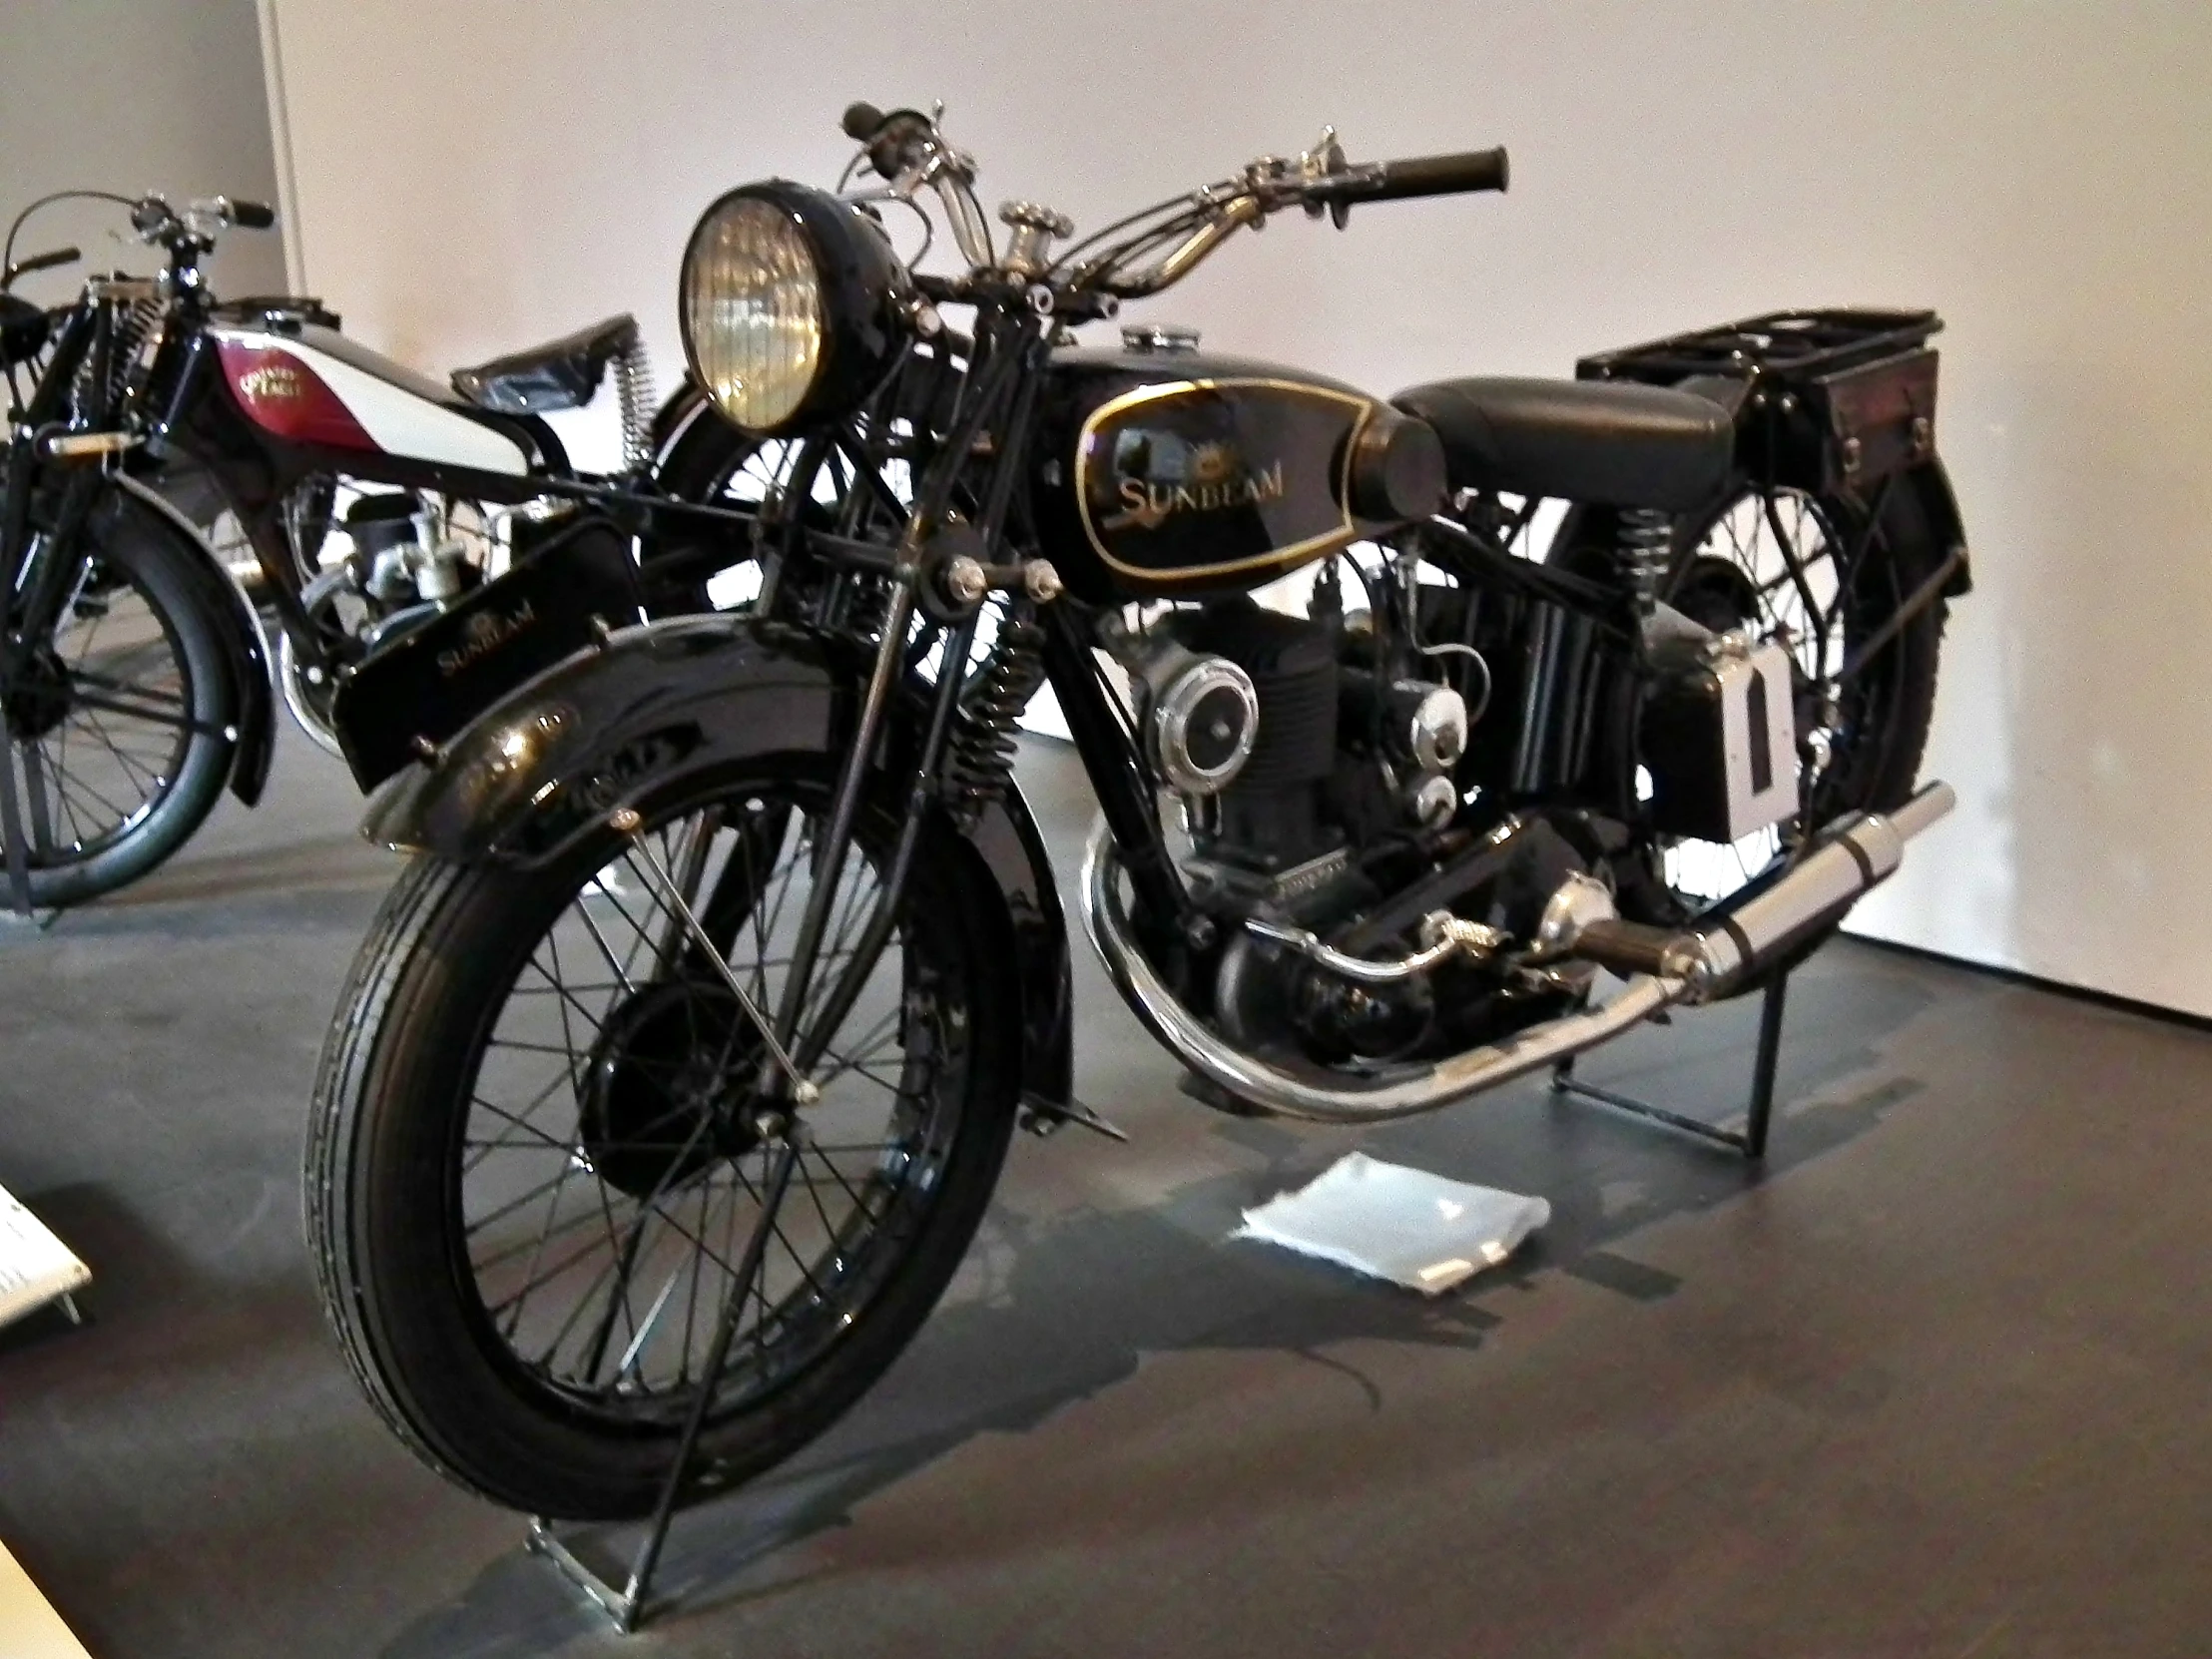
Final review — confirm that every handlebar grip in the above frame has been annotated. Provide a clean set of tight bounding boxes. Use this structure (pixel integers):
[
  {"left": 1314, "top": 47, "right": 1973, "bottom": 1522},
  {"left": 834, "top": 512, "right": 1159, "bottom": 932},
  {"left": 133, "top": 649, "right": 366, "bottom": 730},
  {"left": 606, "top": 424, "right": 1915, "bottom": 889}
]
[
  {"left": 7, "top": 247, "right": 82, "bottom": 283},
  {"left": 1366, "top": 148, "right": 1510, "bottom": 201},
  {"left": 842, "top": 104, "right": 937, "bottom": 182},
  {"left": 227, "top": 199, "right": 277, "bottom": 230}
]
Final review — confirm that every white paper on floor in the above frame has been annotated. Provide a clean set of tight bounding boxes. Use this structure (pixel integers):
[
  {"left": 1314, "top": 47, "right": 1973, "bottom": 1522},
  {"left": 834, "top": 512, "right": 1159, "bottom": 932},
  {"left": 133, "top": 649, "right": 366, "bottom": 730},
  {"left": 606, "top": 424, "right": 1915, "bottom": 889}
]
[{"left": 1233, "top": 1151, "right": 1550, "bottom": 1295}]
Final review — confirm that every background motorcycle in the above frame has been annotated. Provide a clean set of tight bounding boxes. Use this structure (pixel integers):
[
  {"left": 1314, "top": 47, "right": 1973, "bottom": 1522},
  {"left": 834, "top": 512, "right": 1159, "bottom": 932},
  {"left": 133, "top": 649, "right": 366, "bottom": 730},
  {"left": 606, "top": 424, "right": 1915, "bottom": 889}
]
[
  {"left": 306, "top": 103, "right": 1966, "bottom": 1520},
  {"left": 0, "top": 190, "right": 785, "bottom": 907}
]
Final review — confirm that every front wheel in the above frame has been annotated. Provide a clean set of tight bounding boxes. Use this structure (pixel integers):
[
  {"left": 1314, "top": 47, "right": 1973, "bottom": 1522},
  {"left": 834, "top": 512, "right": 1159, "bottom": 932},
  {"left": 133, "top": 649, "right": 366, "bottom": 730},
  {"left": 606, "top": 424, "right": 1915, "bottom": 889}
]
[
  {"left": 306, "top": 758, "right": 1022, "bottom": 1519},
  {"left": 2, "top": 488, "right": 239, "bottom": 906}
]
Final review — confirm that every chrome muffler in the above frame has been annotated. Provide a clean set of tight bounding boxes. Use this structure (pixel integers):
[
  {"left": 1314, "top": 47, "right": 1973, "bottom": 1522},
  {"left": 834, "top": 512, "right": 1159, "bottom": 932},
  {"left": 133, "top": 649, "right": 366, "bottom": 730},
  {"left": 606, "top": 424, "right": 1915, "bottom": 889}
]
[{"left": 1079, "top": 782, "right": 1953, "bottom": 1125}]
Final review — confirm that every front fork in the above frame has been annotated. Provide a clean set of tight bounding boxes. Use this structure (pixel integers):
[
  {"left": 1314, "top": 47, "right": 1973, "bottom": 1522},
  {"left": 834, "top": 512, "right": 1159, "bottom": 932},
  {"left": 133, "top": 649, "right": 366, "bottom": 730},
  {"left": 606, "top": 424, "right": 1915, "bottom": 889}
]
[
  {"left": 748, "top": 321, "right": 1048, "bottom": 1109},
  {"left": 0, "top": 441, "right": 117, "bottom": 903}
]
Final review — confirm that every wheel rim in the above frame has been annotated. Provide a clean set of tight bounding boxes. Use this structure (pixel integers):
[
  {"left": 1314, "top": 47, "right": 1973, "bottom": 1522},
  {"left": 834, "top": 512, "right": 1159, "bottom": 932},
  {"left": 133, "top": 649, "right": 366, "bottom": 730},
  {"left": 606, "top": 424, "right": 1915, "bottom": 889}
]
[
  {"left": 9, "top": 548, "right": 200, "bottom": 866},
  {"left": 696, "top": 438, "right": 809, "bottom": 612},
  {"left": 452, "top": 778, "right": 968, "bottom": 1428}
]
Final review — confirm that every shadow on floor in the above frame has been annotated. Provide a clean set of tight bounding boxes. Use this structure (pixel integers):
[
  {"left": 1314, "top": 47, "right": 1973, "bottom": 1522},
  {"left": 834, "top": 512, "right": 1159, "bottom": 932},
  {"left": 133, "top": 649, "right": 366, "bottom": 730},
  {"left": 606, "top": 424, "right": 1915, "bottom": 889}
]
[
  {"left": 376, "top": 960, "right": 1935, "bottom": 1656},
  {"left": 102, "top": 832, "right": 390, "bottom": 903}
]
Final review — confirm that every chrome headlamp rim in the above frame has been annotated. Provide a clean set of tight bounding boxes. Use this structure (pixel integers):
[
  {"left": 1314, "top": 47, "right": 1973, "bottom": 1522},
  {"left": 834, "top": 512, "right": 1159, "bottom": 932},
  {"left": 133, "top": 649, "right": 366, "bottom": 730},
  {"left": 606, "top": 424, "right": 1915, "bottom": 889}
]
[{"left": 678, "top": 179, "right": 911, "bottom": 437}]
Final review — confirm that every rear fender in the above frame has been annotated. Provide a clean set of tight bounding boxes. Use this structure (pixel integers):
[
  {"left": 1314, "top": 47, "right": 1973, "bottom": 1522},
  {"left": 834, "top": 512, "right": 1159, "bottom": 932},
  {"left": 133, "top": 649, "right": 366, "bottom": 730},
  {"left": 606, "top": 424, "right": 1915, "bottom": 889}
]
[
  {"left": 1546, "top": 454, "right": 1970, "bottom": 593},
  {"left": 1899, "top": 457, "right": 1971, "bottom": 596},
  {"left": 109, "top": 470, "right": 276, "bottom": 806},
  {"left": 360, "top": 613, "right": 1073, "bottom": 1109}
]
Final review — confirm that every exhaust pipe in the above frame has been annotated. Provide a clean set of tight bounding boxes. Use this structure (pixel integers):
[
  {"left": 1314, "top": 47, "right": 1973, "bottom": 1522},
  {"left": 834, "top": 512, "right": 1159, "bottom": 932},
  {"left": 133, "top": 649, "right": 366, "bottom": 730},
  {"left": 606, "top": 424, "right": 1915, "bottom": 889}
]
[
  {"left": 1579, "top": 781, "right": 1956, "bottom": 1001},
  {"left": 1080, "top": 782, "right": 1954, "bottom": 1125}
]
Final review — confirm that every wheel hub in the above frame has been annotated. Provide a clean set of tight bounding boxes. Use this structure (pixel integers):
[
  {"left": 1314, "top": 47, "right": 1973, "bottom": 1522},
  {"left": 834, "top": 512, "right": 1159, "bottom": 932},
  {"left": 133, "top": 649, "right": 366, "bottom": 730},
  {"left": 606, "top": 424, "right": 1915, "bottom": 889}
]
[
  {"left": 577, "top": 979, "right": 765, "bottom": 1198},
  {"left": 1669, "top": 554, "right": 1762, "bottom": 635},
  {"left": 2, "top": 646, "right": 74, "bottom": 741}
]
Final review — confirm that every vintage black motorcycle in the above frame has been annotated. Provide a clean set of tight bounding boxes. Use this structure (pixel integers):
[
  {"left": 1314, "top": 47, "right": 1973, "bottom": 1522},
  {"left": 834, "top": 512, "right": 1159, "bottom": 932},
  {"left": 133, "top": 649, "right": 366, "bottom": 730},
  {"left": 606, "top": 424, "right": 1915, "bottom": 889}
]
[
  {"left": 306, "top": 104, "right": 1966, "bottom": 1521},
  {"left": 0, "top": 190, "right": 781, "bottom": 907}
]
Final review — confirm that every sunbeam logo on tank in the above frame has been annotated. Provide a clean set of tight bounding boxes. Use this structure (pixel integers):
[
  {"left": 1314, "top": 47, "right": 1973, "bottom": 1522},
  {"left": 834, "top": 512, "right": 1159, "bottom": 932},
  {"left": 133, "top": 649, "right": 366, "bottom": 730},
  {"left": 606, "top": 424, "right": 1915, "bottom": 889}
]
[
  {"left": 436, "top": 601, "right": 539, "bottom": 678},
  {"left": 236, "top": 362, "right": 303, "bottom": 402},
  {"left": 1110, "top": 437, "right": 1287, "bottom": 532}
]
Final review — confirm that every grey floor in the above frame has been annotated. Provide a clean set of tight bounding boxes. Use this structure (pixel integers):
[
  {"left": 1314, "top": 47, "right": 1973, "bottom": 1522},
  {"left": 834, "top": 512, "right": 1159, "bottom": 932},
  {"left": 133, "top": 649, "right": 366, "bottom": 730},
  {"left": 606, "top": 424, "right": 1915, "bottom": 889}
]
[{"left": 1, "top": 729, "right": 2207, "bottom": 1659}]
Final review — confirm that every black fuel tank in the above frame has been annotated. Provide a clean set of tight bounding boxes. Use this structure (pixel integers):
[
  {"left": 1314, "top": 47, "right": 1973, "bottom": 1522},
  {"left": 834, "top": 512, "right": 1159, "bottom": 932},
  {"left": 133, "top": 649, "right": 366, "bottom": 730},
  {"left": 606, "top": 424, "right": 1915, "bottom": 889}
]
[{"left": 1031, "top": 348, "right": 1442, "bottom": 604}]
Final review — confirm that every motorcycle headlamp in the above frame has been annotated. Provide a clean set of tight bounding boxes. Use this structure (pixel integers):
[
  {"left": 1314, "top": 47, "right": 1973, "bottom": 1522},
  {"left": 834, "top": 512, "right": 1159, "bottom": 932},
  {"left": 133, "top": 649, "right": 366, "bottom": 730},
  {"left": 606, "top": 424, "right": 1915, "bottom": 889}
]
[{"left": 679, "top": 181, "right": 908, "bottom": 434}]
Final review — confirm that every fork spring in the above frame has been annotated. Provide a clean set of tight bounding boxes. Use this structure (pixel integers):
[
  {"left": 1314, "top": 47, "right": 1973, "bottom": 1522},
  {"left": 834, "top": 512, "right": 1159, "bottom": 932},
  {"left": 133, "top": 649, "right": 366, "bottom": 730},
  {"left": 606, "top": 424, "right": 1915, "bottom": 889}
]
[{"left": 941, "top": 620, "right": 1046, "bottom": 817}]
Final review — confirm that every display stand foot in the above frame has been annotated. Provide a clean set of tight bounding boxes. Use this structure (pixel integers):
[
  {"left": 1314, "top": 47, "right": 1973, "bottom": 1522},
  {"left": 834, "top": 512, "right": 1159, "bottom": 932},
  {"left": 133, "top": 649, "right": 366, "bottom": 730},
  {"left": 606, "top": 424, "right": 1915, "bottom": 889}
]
[
  {"left": 0, "top": 705, "right": 35, "bottom": 918},
  {"left": 1551, "top": 971, "right": 1791, "bottom": 1159},
  {"left": 526, "top": 1519, "right": 647, "bottom": 1634},
  {"left": 525, "top": 1140, "right": 800, "bottom": 1635}
]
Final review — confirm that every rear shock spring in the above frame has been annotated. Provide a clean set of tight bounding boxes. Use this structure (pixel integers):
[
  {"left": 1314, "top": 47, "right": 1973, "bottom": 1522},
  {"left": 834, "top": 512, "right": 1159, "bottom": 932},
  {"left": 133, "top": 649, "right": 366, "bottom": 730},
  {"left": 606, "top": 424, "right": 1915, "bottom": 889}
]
[
  {"left": 941, "top": 617, "right": 1046, "bottom": 818},
  {"left": 1618, "top": 506, "right": 1673, "bottom": 615},
  {"left": 613, "top": 335, "right": 656, "bottom": 471}
]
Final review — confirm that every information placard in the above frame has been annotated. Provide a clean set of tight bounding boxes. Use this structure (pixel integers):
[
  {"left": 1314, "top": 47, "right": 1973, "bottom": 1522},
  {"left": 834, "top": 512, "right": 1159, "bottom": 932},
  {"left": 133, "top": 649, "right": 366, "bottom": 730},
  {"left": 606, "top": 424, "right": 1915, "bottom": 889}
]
[
  {"left": 0, "top": 1540, "right": 93, "bottom": 1659},
  {"left": 0, "top": 1184, "right": 89, "bottom": 1331}
]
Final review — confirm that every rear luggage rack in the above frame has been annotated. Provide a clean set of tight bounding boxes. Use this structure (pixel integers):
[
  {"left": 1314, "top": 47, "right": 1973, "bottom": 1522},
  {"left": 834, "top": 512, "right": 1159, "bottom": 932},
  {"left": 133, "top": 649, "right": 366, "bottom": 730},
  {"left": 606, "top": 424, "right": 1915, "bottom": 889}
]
[
  {"left": 1575, "top": 307, "right": 1940, "bottom": 387},
  {"left": 1579, "top": 307, "right": 1944, "bottom": 493}
]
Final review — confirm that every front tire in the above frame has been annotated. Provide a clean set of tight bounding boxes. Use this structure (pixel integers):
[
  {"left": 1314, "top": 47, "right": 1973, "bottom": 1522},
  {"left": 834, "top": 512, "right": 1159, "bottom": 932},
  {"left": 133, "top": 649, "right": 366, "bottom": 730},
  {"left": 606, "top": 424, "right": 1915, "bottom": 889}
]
[
  {"left": 6, "top": 488, "right": 239, "bottom": 907},
  {"left": 306, "top": 759, "right": 1022, "bottom": 1519}
]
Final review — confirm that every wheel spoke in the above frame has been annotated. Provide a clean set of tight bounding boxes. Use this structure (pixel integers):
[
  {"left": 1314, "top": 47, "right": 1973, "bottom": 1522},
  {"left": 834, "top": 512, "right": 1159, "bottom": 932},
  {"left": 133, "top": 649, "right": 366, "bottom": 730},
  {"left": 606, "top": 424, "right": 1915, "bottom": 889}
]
[{"left": 451, "top": 778, "right": 965, "bottom": 1421}]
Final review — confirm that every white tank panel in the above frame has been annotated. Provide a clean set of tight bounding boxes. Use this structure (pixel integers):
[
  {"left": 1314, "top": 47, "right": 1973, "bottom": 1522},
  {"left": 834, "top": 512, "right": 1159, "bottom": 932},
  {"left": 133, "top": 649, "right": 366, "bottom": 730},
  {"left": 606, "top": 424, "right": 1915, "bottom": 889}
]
[{"left": 209, "top": 326, "right": 530, "bottom": 476}]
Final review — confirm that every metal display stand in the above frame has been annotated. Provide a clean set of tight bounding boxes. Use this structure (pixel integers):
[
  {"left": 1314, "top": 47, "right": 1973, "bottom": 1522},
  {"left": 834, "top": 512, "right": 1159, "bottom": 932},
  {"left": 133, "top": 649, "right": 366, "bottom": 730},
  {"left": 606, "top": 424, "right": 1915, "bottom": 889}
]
[
  {"left": 524, "top": 1141, "right": 798, "bottom": 1635},
  {"left": 1550, "top": 970, "right": 1792, "bottom": 1159},
  {"left": 0, "top": 707, "right": 37, "bottom": 918}
]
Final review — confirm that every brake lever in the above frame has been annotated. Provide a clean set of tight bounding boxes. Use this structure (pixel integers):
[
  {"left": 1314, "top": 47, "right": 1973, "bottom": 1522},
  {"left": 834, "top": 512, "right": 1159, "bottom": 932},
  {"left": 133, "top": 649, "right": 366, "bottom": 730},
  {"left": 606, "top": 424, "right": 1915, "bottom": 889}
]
[{"left": 1299, "top": 127, "right": 1353, "bottom": 229}]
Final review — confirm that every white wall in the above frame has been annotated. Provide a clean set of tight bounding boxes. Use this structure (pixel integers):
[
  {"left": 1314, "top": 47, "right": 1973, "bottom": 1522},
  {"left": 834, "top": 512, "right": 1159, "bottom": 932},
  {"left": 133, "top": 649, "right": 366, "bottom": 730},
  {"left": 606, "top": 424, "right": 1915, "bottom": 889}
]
[
  {"left": 1, "top": 0, "right": 284, "bottom": 303},
  {"left": 264, "top": 0, "right": 2212, "bottom": 1015}
]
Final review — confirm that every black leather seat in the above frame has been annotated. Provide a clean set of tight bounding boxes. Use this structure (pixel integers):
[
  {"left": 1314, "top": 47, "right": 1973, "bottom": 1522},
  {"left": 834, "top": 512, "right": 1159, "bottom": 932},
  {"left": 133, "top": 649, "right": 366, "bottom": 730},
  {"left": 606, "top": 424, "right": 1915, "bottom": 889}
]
[
  {"left": 1391, "top": 377, "right": 1735, "bottom": 511},
  {"left": 1, "top": 294, "right": 50, "bottom": 367},
  {"left": 451, "top": 313, "right": 639, "bottom": 414}
]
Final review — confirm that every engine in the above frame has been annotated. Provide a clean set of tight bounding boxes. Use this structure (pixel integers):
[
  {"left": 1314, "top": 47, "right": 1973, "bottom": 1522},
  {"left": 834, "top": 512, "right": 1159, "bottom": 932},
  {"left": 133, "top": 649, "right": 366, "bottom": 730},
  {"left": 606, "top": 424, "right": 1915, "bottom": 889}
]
[
  {"left": 1106, "top": 583, "right": 1586, "bottom": 1067},
  {"left": 1111, "top": 593, "right": 1472, "bottom": 907},
  {"left": 1098, "top": 514, "right": 1815, "bottom": 1074}
]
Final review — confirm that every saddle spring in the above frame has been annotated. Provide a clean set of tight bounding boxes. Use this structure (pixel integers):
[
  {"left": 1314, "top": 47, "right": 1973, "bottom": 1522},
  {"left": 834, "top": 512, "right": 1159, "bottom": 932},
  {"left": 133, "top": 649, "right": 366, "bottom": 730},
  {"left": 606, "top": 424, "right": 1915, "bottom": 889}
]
[
  {"left": 1618, "top": 507, "right": 1673, "bottom": 614},
  {"left": 79, "top": 295, "right": 165, "bottom": 412},
  {"left": 941, "top": 617, "right": 1046, "bottom": 818},
  {"left": 613, "top": 335, "right": 656, "bottom": 471}
]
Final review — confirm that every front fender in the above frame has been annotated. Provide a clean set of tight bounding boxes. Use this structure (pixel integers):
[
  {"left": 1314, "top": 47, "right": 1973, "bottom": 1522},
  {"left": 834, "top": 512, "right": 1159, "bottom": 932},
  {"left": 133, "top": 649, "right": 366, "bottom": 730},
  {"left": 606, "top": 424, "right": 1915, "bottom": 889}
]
[
  {"left": 359, "top": 613, "right": 835, "bottom": 865},
  {"left": 361, "top": 613, "right": 1074, "bottom": 1109},
  {"left": 110, "top": 470, "right": 276, "bottom": 806}
]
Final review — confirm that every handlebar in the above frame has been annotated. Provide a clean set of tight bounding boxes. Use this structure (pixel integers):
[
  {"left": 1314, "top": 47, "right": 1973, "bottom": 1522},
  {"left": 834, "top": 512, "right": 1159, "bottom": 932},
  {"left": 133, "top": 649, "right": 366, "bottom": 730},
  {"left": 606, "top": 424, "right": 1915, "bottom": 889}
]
[
  {"left": 2, "top": 246, "right": 82, "bottom": 291},
  {"left": 222, "top": 197, "right": 277, "bottom": 231},
  {"left": 831, "top": 102, "right": 1505, "bottom": 304},
  {"left": 839, "top": 101, "right": 996, "bottom": 270},
  {"left": 841, "top": 102, "right": 950, "bottom": 181},
  {"left": 128, "top": 193, "right": 278, "bottom": 250},
  {"left": 1312, "top": 148, "right": 1509, "bottom": 206}
]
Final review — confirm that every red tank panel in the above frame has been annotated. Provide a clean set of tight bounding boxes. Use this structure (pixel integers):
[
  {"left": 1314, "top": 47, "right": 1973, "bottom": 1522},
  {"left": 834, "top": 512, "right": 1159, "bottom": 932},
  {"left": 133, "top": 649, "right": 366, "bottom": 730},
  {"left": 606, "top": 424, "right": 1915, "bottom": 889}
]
[{"left": 217, "top": 338, "right": 377, "bottom": 452}]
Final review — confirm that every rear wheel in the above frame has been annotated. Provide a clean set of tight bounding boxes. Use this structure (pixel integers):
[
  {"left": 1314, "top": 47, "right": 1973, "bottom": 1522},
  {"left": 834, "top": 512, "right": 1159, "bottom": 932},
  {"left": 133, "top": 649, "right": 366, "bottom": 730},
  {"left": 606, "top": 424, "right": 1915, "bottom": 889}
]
[
  {"left": 3, "top": 488, "right": 236, "bottom": 906},
  {"left": 1651, "top": 477, "right": 1946, "bottom": 960},
  {"left": 306, "top": 757, "right": 1022, "bottom": 1519},
  {"left": 639, "top": 408, "right": 810, "bottom": 618}
]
